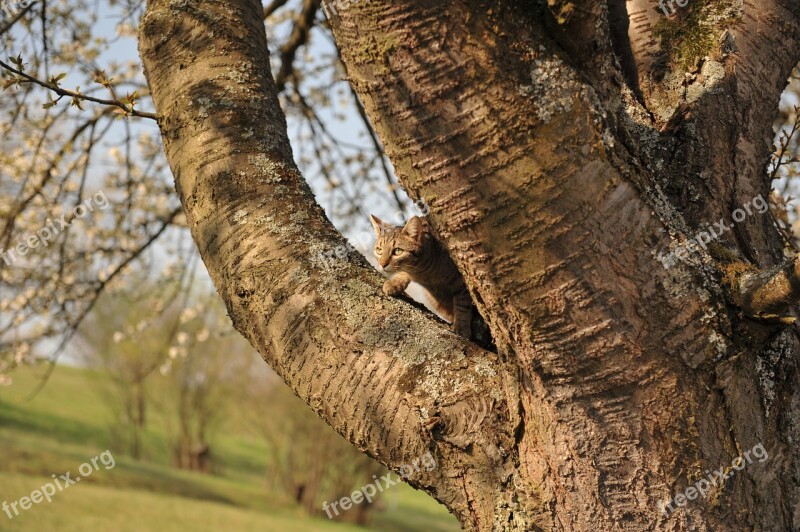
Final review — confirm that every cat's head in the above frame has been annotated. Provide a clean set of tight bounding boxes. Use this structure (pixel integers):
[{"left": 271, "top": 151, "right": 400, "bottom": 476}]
[{"left": 370, "top": 215, "right": 425, "bottom": 272}]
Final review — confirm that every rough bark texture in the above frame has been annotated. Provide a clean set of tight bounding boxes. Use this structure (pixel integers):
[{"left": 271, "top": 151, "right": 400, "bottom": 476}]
[
  {"left": 140, "top": 0, "right": 800, "bottom": 530},
  {"left": 139, "top": 0, "right": 520, "bottom": 526}
]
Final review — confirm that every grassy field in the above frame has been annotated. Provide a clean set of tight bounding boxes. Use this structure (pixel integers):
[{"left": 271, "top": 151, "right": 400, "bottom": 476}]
[{"left": 0, "top": 365, "right": 460, "bottom": 531}]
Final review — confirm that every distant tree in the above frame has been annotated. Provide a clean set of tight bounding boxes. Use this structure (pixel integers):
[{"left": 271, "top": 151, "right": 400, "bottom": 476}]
[
  {"left": 77, "top": 275, "right": 170, "bottom": 458},
  {"left": 156, "top": 292, "right": 253, "bottom": 472},
  {"left": 242, "top": 366, "right": 383, "bottom": 523}
]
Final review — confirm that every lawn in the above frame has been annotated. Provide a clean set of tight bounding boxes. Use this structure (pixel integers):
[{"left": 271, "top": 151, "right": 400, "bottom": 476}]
[{"left": 0, "top": 365, "right": 460, "bottom": 531}]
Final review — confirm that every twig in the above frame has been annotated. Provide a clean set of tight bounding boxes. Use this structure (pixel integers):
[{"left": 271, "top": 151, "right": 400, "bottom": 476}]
[
  {"left": 769, "top": 105, "right": 800, "bottom": 181},
  {"left": 263, "top": 0, "right": 289, "bottom": 18},
  {"left": 348, "top": 82, "right": 408, "bottom": 216},
  {"left": 274, "top": 0, "right": 321, "bottom": 93},
  {"left": 0, "top": 58, "right": 157, "bottom": 119},
  {"left": 0, "top": 1, "right": 35, "bottom": 35}
]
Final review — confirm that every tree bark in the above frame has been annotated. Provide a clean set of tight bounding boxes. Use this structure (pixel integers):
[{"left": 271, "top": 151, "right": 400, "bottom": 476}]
[
  {"left": 139, "top": 0, "right": 519, "bottom": 527},
  {"left": 140, "top": 0, "right": 800, "bottom": 530}
]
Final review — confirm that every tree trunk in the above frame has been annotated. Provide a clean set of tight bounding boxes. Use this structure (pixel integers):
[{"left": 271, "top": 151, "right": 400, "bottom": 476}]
[
  {"left": 135, "top": 379, "right": 146, "bottom": 428},
  {"left": 139, "top": 0, "right": 800, "bottom": 530}
]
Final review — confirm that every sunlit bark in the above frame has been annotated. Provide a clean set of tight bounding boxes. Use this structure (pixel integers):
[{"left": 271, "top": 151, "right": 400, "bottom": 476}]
[{"left": 141, "top": 0, "right": 800, "bottom": 529}]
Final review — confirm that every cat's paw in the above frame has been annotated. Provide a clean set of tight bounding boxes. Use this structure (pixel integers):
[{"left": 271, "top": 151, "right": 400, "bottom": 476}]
[
  {"left": 453, "top": 321, "right": 471, "bottom": 339},
  {"left": 383, "top": 278, "right": 407, "bottom": 297}
]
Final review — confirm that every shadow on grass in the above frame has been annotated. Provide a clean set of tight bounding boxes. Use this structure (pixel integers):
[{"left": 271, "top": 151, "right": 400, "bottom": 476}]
[{"left": 0, "top": 402, "right": 238, "bottom": 507}]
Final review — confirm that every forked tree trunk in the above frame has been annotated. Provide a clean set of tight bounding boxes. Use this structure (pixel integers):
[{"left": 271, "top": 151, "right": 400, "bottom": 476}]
[{"left": 140, "top": 0, "right": 800, "bottom": 529}]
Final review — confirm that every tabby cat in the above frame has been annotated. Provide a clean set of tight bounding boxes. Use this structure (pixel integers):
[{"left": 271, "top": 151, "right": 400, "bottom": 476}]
[{"left": 370, "top": 214, "right": 472, "bottom": 338}]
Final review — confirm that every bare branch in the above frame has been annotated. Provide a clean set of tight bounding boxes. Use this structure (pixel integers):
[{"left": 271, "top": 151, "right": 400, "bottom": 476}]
[
  {"left": 0, "top": 59, "right": 157, "bottom": 119},
  {"left": 263, "top": 0, "right": 288, "bottom": 19},
  {"left": 348, "top": 82, "right": 407, "bottom": 216},
  {"left": 273, "top": 0, "right": 320, "bottom": 92},
  {"left": 0, "top": 0, "right": 36, "bottom": 35}
]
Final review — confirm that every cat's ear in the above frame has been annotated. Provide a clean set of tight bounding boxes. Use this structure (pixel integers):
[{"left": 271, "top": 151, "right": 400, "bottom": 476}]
[
  {"left": 369, "top": 214, "right": 384, "bottom": 237},
  {"left": 402, "top": 216, "right": 423, "bottom": 242}
]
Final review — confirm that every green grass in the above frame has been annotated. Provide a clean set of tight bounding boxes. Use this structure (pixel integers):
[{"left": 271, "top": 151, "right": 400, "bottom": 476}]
[{"left": 0, "top": 365, "right": 460, "bottom": 531}]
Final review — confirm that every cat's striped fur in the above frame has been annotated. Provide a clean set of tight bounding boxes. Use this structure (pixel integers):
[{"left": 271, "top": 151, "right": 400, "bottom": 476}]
[{"left": 370, "top": 214, "right": 472, "bottom": 338}]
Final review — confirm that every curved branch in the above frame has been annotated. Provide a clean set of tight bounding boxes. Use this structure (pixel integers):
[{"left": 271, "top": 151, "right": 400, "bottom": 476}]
[{"left": 139, "top": 0, "right": 519, "bottom": 527}]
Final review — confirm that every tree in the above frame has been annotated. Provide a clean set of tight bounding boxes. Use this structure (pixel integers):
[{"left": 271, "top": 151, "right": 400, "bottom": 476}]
[
  {"left": 156, "top": 292, "right": 253, "bottom": 472},
  {"left": 78, "top": 277, "right": 172, "bottom": 459},
  {"left": 243, "top": 368, "right": 385, "bottom": 523},
  {"left": 0, "top": 0, "right": 792, "bottom": 529},
  {"left": 135, "top": 0, "right": 800, "bottom": 529}
]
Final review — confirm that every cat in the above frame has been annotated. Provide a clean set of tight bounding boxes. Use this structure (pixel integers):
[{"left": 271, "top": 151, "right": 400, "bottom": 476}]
[{"left": 370, "top": 214, "right": 472, "bottom": 338}]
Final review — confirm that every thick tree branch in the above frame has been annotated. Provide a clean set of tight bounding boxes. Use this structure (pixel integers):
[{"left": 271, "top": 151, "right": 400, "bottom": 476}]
[
  {"left": 323, "top": 0, "right": 795, "bottom": 528},
  {"left": 139, "top": 0, "right": 521, "bottom": 526},
  {"left": 619, "top": 0, "right": 800, "bottom": 257}
]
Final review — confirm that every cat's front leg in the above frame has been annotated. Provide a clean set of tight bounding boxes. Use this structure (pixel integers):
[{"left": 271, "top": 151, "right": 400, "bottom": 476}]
[
  {"left": 383, "top": 271, "right": 411, "bottom": 297},
  {"left": 452, "top": 290, "right": 472, "bottom": 338}
]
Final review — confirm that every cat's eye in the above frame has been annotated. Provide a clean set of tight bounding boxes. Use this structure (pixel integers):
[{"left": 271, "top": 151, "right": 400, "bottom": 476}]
[{"left": 392, "top": 248, "right": 403, "bottom": 256}]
